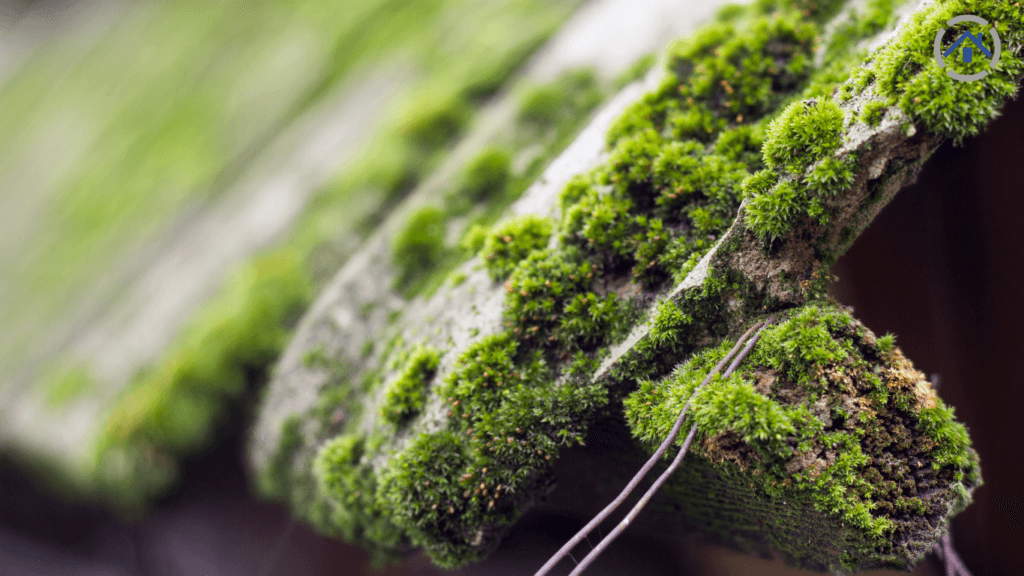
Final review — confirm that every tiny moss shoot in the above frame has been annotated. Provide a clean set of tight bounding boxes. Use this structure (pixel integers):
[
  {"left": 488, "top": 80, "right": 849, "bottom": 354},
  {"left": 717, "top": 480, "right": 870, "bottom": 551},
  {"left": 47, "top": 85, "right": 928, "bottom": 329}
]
[
  {"left": 478, "top": 215, "right": 554, "bottom": 281},
  {"left": 461, "top": 148, "right": 513, "bottom": 202},
  {"left": 379, "top": 346, "right": 442, "bottom": 426},
  {"left": 392, "top": 207, "right": 447, "bottom": 289}
]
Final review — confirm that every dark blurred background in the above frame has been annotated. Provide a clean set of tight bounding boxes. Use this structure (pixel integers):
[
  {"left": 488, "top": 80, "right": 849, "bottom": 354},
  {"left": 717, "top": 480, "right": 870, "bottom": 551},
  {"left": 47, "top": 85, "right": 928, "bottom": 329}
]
[{"left": 2, "top": 2, "right": 1024, "bottom": 575}]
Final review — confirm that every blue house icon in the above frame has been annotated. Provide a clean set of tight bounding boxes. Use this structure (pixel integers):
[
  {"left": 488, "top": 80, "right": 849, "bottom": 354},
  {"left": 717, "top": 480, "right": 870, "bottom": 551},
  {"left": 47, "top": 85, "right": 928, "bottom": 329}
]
[{"left": 943, "top": 30, "right": 992, "bottom": 63}]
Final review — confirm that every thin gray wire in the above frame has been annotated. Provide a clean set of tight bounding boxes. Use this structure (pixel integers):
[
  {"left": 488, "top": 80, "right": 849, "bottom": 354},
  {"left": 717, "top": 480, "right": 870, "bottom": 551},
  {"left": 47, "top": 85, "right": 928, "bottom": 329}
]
[
  {"left": 532, "top": 320, "right": 763, "bottom": 576},
  {"left": 566, "top": 318, "right": 773, "bottom": 576}
]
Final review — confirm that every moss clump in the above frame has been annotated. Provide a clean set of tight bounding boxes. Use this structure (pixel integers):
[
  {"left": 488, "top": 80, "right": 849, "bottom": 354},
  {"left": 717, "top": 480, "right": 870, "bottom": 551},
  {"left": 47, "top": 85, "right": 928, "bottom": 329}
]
[
  {"left": 376, "top": 334, "right": 606, "bottom": 567},
  {"left": 613, "top": 53, "right": 658, "bottom": 90},
  {"left": 517, "top": 68, "right": 602, "bottom": 133},
  {"left": 460, "top": 148, "right": 512, "bottom": 202},
  {"left": 860, "top": 99, "right": 887, "bottom": 126},
  {"left": 402, "top": 96, "right": 472, "bottom": 152},
  {"left": 625, "top": 304, "right": 981, "bottom": 572},
  {"left": 313, "top": 433, "right": 405, "bottom": 563},
  {"left": 762, "top": 98, "right": 845, "bottom": 174},
  {"left": 866, "top": 0, "right": 1024, "bottom": 144},
  {"left": 745, "top": 98, "right": 856, "bottom": 241},
  {"left": 608, "top": 8, "right": 821, "bottom": 148},
  {"left": 477, "top": 215, "right": 553, "bottom": 281},
  {"left": 393, "top": 207, "right": 447, "bottom": 288},
  {"left": 379, "top": 346, "right": 442, "bottom": 426},
  {"left": 43, "top": 365, "right": 95, "bottom": 408},
  {"left": 104, "top": 251, "right": 310, "bottom": 455}
]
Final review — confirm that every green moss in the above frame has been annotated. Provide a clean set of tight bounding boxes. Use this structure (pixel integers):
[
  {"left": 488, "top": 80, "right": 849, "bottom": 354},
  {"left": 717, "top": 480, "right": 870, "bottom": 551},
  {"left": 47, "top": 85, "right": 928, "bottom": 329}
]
[
  {"left": 877, "top": 332, "right": 896, "bottom": 353},
  {"left": 259, "top": 416, "right": 304, "bottom": 500},
  {"left": 103, "top": 250, "right": 311, "bottom": 458},
  {"left": 613, "top": 53, "right": 657, "bottom": 90},
  {"left": 860, "top": 100, "right": 887, "bottom": 126},
  {"left": 868, "top": 0, "right": 1024, "bottom": 144},
  {"left": 379, "top": 346, "right": 442, "bottom": 426},
  {"left": 745, "top": 180, "right": 801, "bottom": 240},
  {"left": 744, "top": 98, "right": 857, "bottom": 240},
  {"left": 518, "top": 68, "right": 602, "bottom": 132},
  {"left": 917, "top": 399, "right": 977, "bottom": 477},
  {"left": 289, "top": 0, "right": 999, "bottom": 567},
  {"left": 460, "top": 148, "right": 512, "bottom": 202},
  {"left": 375, "top": 333, "right": 606, "bottom": 567},
  {"left": 22, "top": 0, "right": 590, "bottom": 512},
  {"left": 313, "top": 433, "right": 405, "bottom": 563},
  {"left": 478, "top": 215, "right": 553, "bottom": 281},
  {"left": 402, "top": 96, "right": 472, "bottom": 152},
  {"left": 624, "top": 304, "right": 980, "bottom": 571},
  {"left": 762, "top": 98, "right": 845, "bottom": 174},
  {"left": 860, "top": 0, "right": 898, "bottom": 36},
  {"left": 715, "top": 3, "right": 746, "bottom": 23},
  {"left": 393, "top": 207, "right": 447, "bottom": 288},
  {"left": 43, "top": 365, "right": 96, "bottom": 408},
  {"left": 805, "top": 156, "right": 856, "bottom": 199}
]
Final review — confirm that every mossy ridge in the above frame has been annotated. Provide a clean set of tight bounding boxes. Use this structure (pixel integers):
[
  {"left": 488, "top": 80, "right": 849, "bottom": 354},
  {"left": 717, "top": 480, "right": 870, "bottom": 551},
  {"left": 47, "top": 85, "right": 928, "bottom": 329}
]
[
  {"left": 295, "top": 0, "right": 1001, "bottom": 568},
  {"left": 389, "top": 68, "right": 608, "bottom": 299},
  {"left": 379, "top": 345, "right": 442, "bottom": 426},
  {"left": 624, "top": 304, "right": 980, "bottom": 572},
  {"left": 319, "top": 0, "right": 898, "bottom": 567},
  {"left": 866, "top": 0, "right": 1024, "bottom": 144},
  {"left": 94, "top": 251, "right": 311, "bottom": 512},
  {"left": 255, "top": 65, "right": 611, "bottom": 538},
  {"left": 742, "top": 0, "right": 1024, "bottom": 244},
  {"left": 66, "top": 2, "right": 591, "bottom": 511}
]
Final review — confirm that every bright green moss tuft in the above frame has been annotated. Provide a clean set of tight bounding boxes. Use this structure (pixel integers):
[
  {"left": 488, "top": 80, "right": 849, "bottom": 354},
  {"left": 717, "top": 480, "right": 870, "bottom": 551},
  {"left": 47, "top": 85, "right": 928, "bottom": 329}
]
[
  {"left": 877, "top": 332, "right": 896, "bottom": 353},
  {"left": 609, "top": 9, "right": 821, "bottom": 148},
  {"left": 749, "top": 304, "right": 852, "bottom": 392},
  {"left": 868, "top": 0, "right": 1024, "bottom": 144},
  {"left": 744, "top": 99, "right": 856, "bottom": 240},
  {"left": 713, "top": 124, "right": 766, "bottom": 170},
  {"left": 805, "top": 156, "right": 856, "bottom": 198},
  {"left": 762, "top": 98, "right": 845, "bottom": 174},
  {"left": 613, "top": 53, "right": 658, "bottom": 90},
  {"left": 393, "top": 207, "right": 447, "bottom": 288},
  {"left": 379, "top": 346, "right": 442, "bottom": 426},
  {"left": 43, "top": 365, "right": 95, "bottom": 408},
  {"left": 402, "top": 96, "right": 472, "bottom": 152},
  {"left": 917, "top": 399, "right": 976, "bottom": 475},
  {"left": 715, "top": 3, "right": 746, "bottom": 23},
  {"left": 314, "top": 433, "right": 404, "bottom": 562},
  {"left": 745, "top": 180, "right": 801, "bottom": 240},
  {"left": 478, "top": 215, "right": 553, "bottom": 281},
  {"left": 690, "top": 373, "right": 820, "bottom": 458},
  {"left": 860, "top": 100, "right": 887, "bottom": 126},
  {"left": 460, "top": 148, "right": 512, "bottom": 202}
]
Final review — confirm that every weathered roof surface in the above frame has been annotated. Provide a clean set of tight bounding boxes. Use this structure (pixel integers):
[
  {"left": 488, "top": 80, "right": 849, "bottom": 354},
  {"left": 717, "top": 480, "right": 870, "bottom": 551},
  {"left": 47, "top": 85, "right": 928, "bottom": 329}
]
[{"left": 250, "top": 0, "right": 1019, "bottom": 570}]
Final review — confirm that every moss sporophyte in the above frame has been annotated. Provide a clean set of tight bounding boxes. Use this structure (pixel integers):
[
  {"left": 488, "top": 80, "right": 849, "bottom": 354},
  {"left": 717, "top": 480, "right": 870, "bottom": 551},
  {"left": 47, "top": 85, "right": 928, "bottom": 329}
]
[{"left": 256, "top": 0, "right": 1017, "bottom": 571}]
